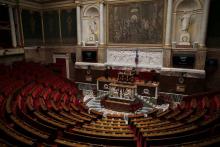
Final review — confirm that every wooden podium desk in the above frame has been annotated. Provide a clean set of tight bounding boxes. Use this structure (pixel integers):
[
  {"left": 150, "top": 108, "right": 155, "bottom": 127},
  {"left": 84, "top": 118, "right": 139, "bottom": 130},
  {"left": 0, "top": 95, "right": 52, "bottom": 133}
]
[{"left": 97, "top": 77, "right": 159, "bottom": 98}]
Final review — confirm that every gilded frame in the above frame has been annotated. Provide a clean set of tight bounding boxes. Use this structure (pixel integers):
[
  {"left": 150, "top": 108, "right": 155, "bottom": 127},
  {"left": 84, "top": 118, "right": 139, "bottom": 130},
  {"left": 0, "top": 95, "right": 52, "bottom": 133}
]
[{"left": 106, "top": 0, "right": 167, "bottom": 46}]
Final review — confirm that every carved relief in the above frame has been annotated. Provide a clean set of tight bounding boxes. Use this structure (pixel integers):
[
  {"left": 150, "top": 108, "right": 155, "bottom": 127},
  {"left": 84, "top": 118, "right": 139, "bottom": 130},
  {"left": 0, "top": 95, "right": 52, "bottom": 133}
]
[{"left": 106, "top": 48, "right": 163, "bottom": 68}]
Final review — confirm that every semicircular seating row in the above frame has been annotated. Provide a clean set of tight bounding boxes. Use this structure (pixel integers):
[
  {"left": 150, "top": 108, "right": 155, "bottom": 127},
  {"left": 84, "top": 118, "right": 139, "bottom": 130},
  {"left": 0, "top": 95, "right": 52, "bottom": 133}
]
[{"left": 0, "top": 61, "right": 220, "bottom": 147}]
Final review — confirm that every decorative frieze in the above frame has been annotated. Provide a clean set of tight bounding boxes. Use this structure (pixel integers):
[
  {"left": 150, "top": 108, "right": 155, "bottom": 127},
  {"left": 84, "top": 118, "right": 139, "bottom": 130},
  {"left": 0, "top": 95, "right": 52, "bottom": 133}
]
[{"left": 106, "top": 48, "right": 163, "bottom": 68}]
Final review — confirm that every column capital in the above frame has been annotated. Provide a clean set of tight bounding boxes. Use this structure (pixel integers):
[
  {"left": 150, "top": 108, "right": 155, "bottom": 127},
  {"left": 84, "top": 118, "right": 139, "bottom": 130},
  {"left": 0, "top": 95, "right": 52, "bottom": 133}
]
[
  {"left": 75, "top": 1, "right": 82, "bottom": 7},
  {"left": 97, "top": 0, "right": 105, "bottom": 4}
]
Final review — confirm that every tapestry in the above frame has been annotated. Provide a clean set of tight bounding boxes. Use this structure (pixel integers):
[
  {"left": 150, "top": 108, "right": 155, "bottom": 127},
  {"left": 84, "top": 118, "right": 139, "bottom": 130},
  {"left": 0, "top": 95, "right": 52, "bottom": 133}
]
[
  {"left": 61, "top": 8, "right": 77, "bottom": 45},
  {"left": 21, "top": 9, "right": 43, "bottom": 46},
  {"left": 108, "top": 0, "right": 165, "bottom": 44},
  {"left": 43, "top": 10, "right": 60, "bottom": 44}
]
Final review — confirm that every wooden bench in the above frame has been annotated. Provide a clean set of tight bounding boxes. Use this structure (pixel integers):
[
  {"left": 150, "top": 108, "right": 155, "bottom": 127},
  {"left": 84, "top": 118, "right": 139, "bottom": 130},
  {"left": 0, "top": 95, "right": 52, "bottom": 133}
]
[
  {"left": 135, "top": 121, "right": 172, "bottom": 128},
  {"left": 19, "top": 110, "right": 57, "bottom": 134},
  {"left": 50, "top": 99, "right": 60, "bottom": 112},
  {"left": 34, "top": 111, "right": 67, "bottom": 129},
  {"left": 82, "top": 125, "right": 132, "bottom": 133},
  {"left": 39, "top": 98, "right": 48, "bottom": 111},
  {"left": 10, "top": 115, "right": 49, "bottom": 140},
  {"left": 55, "top": 138, "right": 91, "bottom": 147},
  {"left": 139, "top": 123, "right": 184, "bottom": 133},
  {"left": 72, "top": 128, "right": 134, "bottom": 138},
  {"left": 186, "top": 109, "right": 207, "bottom": 123},
  {"left": 89, "top": 109, "right": 103, "bottom": 118},
  {"left": 60, "top": 111, "right": 85, "bottom": 123},
  {"left": 70, "top": 103, "right": 80, "bottom": 112},
  {"left": 133, "top": 119, "right": 162, "bottom": 126},
  {"left": 47, "top": 111, "right": 76, "bottom": 126},
  {"left": 69, "top": 111, "right": 91, "bottom": 122},
  {"left": 63, "top": 130, "right": 136, "bottom": 147},
  {"left": 80, "top": 111, "right": 97, "bottom": 119},
  {"left": 144, "top": 128, "right": 211, "bottom": 147},
  {"left": 174, "top": 109, "right": 194, "bottom": 121},
  {"left": 142, "top": 125, "right": 198, "bottom": 139},
  {"left": 61, "top": 102, "right": 69, "bottom": 112},
  {"left": 156, "top": 108, "right": 172, "bottom": 118},
  {"left": 89, "top": 123, "right": 129, "bottom": 129},
  {"left": 26, "top": 96, "right": 35, "bottom": 112},
  {"left": 6, "top": 96, "right": 12, "bottom": 115},
  {"left": 165, "top": 109, "right": 181, "bottom": 119},
  {"left": 0, "top": 120, "right": 36, "bottom": 146}
]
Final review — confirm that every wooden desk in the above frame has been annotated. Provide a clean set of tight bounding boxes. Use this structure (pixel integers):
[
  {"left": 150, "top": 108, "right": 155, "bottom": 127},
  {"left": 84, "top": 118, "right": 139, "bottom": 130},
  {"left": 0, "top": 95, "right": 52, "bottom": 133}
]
[
  {"left": 97, "top": 76, "right": 159, "bottom": 98},
  {"left": 101, "top": 98, "right": 142, "bottom": 112}
]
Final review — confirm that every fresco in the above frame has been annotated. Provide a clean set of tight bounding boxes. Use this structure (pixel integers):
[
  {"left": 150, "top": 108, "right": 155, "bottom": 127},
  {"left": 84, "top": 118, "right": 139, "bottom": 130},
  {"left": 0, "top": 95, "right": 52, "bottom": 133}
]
[{"left": 108, "top": 0, "right": 165, "bottom": 44}]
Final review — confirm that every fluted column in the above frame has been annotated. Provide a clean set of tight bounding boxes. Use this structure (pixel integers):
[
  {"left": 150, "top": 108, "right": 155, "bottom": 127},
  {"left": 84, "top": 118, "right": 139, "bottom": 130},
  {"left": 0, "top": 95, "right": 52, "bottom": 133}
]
[
  {"left": 76, "top": 2, "right": 81, "bottom": 45},
  {"left": 199, "top": 0, "right": 210, "bottom": 47},
  {"left": 165, "top": 0, "right": 173, "bottom": 46},
  {"left": 99, "top": 1, "right": 104, "bottom": 45},
  {"left": 9, "top": 6, "right": 17, "bottom": 48}
]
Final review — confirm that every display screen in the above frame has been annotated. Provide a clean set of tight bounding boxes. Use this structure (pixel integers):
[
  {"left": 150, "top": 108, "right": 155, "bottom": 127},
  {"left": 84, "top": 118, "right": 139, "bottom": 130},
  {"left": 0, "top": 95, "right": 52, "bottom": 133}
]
[
  {"left": 82, "top": 51, "right": 97, "bottom": 62},
  {"left": 172, "top": 54, "right": 195, "bottom": 68}
]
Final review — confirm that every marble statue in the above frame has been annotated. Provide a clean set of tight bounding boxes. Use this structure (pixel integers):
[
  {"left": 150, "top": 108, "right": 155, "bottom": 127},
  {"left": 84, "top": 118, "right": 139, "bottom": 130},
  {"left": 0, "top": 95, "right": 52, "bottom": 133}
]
[
  {"left": 87, "top": 17, "right": 98, "bottom": 42},
  {"left": 180, "top": 13, "right": 192, "bottom": 32},
  {"left": 179, "top": 12, "right": 192, "bottom": 45}
]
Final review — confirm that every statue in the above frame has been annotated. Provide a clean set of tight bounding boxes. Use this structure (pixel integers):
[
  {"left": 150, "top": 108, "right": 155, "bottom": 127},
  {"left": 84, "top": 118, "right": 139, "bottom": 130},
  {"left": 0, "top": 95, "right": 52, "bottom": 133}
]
[
  {"left": 87, "top": 17, "right": 98, "bottom": 43},
  {"left": 179, "top": 12, "right": 192, "bottom": 45},
  {"left": 89, "top": 19, "right": 97, "bottom": 35},
  {"left": 180, "top": 13, "right": 191, "bottom": 32}
]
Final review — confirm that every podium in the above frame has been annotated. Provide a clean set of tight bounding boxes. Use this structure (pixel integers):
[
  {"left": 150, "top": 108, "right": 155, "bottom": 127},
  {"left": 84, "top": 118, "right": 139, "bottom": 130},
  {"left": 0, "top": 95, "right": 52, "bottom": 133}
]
[
  {"left": 109, "top": 83, "right": 137, "bottom": 101},
  {"left": 98, "top": 70, "right": 158, "bottom": 112},
  {"left": 97, "top": 77, "right": 159, "bottom": 98}
]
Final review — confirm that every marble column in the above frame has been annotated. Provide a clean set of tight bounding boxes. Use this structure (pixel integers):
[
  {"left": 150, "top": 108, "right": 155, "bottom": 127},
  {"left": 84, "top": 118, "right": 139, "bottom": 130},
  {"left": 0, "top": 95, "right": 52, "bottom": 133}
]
[
  {"left": 65, "top": 55, "right": 70, "bottom": 79},
  {"left": 76, "top": 46, "right": 82, "bottom": 62},
  {"left": 163, "top": 48, "right": 172, "bottom": 67},
  {"left": 165, "top": 0, "right": 173, "bottom": 46},
  {"left": 76, "top": 4, "right": 82, "bottom": 46},
  {"left": 99, "top": 1, "right": 104, "bottom": 45},
  {"left": 98, "top": 46, "right": 105, "bottom": 63},
  {"left": 9, "top": 6, "right": 17, "bottom": 48},
  {"left": 195, "top": 50, "right": 206, "bottom": 69},
  {"left": 199, "top": 0, "right": 210, "bottom": 47}
]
